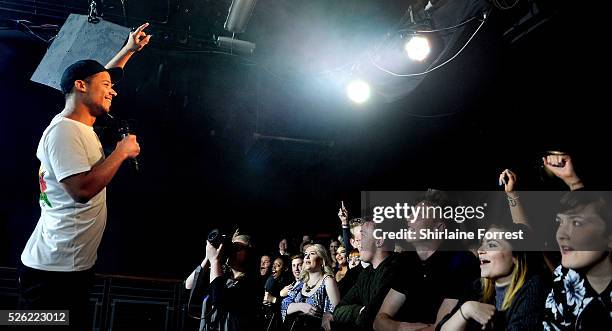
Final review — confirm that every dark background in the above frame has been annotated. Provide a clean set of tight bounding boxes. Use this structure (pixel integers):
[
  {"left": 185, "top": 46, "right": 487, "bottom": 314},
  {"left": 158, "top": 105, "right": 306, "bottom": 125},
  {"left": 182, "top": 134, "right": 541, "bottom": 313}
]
[{"left": 0, "top": 0, "right": 608, "bottom": 278}]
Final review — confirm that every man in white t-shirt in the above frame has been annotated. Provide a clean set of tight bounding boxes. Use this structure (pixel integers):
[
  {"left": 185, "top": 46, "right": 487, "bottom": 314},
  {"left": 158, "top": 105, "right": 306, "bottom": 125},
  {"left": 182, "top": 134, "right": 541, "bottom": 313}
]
[{"left": 18, "top": 23, "right": 151, "bottom": 330}]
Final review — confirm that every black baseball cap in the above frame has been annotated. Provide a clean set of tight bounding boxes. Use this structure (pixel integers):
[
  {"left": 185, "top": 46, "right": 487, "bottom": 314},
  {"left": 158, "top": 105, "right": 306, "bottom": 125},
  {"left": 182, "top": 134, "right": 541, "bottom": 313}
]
[{"left": 60, "top": 59, "right": 123, "bottom": 95}]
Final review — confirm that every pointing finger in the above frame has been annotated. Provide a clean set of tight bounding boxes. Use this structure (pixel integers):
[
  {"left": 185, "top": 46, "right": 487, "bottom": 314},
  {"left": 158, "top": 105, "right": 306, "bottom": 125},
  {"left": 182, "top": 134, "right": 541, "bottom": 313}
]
[{"left": 134, "top": 22, "right": 149, "bottom": 34}]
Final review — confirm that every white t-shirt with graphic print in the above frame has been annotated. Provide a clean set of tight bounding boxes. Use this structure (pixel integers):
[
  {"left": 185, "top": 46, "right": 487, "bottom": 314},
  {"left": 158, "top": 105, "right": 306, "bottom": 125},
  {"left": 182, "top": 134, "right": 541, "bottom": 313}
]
[{"left": 21, "top": 114, "right": 107, "bottom": 272}]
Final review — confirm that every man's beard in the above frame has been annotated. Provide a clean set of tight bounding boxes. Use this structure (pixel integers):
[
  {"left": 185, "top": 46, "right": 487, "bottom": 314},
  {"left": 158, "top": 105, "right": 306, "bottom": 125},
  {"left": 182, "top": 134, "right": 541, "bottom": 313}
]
[{"left": 85, "top": 97, "right": 109, "bottom": 117}]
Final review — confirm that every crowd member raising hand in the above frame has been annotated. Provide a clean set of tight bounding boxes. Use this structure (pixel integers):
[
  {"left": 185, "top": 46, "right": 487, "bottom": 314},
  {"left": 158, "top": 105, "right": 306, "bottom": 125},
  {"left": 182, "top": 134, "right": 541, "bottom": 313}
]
[
  {"left": 499, "top": 169, "right": 529, "bottom": 228},
  {"left": 542, "top": 153, "right": 584, "bottom": 191}
]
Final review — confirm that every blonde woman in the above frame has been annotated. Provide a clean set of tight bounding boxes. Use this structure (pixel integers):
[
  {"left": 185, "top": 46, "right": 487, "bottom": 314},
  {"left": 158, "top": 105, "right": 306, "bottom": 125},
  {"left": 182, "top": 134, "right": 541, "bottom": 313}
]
[
  {"left": 438, "top": 224, "right": 546, "bottom": 331},
  {"left": 281, "top": 244, "right": 340, "bottom": 331}
]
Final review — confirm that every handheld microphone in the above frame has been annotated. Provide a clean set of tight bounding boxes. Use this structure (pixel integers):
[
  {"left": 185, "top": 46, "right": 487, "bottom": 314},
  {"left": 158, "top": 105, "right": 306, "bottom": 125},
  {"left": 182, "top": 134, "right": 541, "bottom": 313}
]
[{"left": 118, "top": 120, "right": 140, "bottom": 171}]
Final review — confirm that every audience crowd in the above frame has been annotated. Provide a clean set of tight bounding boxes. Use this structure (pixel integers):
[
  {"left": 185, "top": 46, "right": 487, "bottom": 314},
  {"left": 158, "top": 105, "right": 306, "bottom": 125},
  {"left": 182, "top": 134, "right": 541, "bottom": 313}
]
[{"left": 185, "top": 154, "right": 611, "bottom": 331}]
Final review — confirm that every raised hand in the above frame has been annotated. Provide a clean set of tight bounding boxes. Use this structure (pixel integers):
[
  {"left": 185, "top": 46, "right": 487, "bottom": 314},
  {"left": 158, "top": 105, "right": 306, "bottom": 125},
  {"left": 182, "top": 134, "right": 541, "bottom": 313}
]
[
  {"left": 542, "top": 154, "right": 583, "bottom": 190},
  {"left": 338, "top": 201, "right": 349, "bottom": 226},
  {"left": 498, "top": 169, "right": 517, "bottom": 193},
  {"left": 126, "top": 22, "right": 152, "bottom": 52},
  {"left": 106, "top": 23, "right": 152, "bottom": 69},
  {"left": 205, "top": 241, "right": 224, "bottom": 264}
]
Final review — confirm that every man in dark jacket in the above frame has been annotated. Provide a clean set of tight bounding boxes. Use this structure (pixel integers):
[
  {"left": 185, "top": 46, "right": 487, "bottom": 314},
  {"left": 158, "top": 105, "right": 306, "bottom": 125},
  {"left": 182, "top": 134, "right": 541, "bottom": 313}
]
[{"left": 333, "top": 219, "right": 399, "bottom": 331}]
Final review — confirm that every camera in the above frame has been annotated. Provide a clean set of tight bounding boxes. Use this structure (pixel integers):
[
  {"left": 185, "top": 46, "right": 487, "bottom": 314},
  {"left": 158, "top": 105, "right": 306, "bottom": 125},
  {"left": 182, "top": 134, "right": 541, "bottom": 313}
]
[{"left": 207, "top": 229, "right": 230, "bottom": 249}]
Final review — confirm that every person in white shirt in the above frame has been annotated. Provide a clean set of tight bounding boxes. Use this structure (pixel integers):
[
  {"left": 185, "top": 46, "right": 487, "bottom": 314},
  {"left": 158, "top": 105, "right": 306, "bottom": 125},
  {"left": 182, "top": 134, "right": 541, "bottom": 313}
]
[{"left": 18, "top": 23, "right": 150, "bottom": 331}]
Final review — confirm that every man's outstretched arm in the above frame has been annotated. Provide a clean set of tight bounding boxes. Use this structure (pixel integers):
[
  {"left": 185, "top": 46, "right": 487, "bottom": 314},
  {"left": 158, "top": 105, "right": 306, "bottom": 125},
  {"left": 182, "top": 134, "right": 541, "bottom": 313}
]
[{"left": 106, "top": 22, "right": 151, "bottom": 69}]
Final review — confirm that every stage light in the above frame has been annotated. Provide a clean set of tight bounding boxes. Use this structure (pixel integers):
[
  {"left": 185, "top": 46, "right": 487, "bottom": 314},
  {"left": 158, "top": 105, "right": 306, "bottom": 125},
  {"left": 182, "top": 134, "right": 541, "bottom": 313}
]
[
  {"left": 224, "top": 0, "right": 258, "bottom": 33},
  {"left": 346, "top": 80, "right": 371, "bottom": 104},
  {"left": 404, "top": 35, "right": 431, "bottom": 61}
]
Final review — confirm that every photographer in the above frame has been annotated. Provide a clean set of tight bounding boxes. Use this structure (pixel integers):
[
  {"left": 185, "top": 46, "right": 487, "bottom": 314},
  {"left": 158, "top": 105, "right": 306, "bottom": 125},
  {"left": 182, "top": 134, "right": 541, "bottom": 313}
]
[{"left": 185, "top": 229, "right": 263, "bottom": 331}]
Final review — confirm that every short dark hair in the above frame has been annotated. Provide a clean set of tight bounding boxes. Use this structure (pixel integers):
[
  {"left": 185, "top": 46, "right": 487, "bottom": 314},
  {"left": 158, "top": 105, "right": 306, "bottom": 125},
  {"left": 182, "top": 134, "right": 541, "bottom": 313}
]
[
  {"left": 415, "top": 189, "right": 455, "bottom": 208},
  {"left": 60, "top": 59, "right": 122, "bottom": 95},
  {"left": 373, "top": 217, "right": 398, "bottom": 250},
  {"left": 274, "top": 255, "right": 291, "bottom": 269},
  {"left": 558, "top": 191, "right": 612, "bottom": 233}
]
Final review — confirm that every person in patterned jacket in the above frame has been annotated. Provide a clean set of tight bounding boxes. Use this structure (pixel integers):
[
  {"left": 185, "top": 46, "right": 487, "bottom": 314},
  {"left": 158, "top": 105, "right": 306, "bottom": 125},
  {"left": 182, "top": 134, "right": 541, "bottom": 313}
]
[{"left": 543, "top": 191, "right": 612, "bottom": 330}]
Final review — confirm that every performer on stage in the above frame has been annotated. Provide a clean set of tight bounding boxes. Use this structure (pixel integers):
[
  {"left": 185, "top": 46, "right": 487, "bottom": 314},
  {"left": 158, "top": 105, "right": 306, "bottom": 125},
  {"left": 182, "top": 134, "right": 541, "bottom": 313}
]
[{"left": 18, "top": 23, "right": 151, "bottom": 330}]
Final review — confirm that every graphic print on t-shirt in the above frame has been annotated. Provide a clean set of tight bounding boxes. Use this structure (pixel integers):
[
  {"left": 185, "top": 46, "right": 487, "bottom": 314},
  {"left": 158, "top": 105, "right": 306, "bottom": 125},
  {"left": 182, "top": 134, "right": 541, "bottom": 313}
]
[{"left": 38, "top": 165, "right": 52, "bottom": 207}]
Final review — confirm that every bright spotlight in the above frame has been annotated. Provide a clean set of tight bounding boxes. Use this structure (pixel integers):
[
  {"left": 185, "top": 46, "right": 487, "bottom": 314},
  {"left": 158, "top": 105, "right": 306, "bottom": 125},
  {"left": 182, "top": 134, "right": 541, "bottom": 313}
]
[
  {"left": 346, "top": 80, "right": 371, "bottom": 104},
  {"left": 404, "top": 35, "right": 431, "bottom": 61}
]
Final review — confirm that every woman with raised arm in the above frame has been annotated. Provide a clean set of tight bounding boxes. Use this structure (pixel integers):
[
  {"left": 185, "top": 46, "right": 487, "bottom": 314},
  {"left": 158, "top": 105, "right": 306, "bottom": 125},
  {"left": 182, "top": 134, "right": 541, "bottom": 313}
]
[{"left": 499, "top": 169, "right": 530, "bottom": 228}]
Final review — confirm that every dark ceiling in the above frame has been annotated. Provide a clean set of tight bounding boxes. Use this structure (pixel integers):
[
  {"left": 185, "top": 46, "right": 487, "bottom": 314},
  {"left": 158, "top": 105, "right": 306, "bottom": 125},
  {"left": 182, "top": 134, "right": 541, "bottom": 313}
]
[{"left": 1, "top": 0, "right": 608, "bottom": 277}]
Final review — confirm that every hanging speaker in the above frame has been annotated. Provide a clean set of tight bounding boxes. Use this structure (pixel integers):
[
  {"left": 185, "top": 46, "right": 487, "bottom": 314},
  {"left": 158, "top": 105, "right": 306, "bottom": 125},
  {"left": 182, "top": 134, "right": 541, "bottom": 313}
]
[
  {"left": 30, "top": 14, "right": 130, "bottom": 92},
  {"left": 224, "top": 0, "right": 258, "bottom": 33}
]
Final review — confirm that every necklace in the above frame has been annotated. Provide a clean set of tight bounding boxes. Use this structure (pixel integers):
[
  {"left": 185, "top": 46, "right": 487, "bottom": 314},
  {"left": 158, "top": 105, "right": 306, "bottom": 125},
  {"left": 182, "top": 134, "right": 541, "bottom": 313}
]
[{"left": 304, "top": 275, "right": 323, "bottom": 293}]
